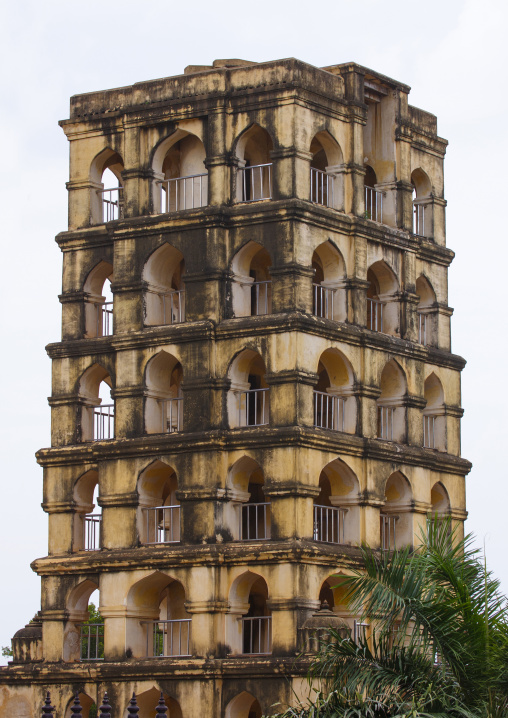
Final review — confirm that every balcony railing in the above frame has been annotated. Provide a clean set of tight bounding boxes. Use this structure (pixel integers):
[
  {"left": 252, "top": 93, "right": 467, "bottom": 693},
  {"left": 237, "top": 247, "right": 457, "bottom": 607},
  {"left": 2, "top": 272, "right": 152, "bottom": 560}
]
[
  {"left": 250, "top": 280, "right": 271, "bottom": 316},
  {"left": 93, "top": 404, "right": 114, "bottom": 440},
  {"left": 159, "top": 398, "right": 183, "bottom": 433},
  {"left": 148, "top": 290, "right": 185, "bottom": 325},
  {"left": 240, "top": 502, "right": 270, "bottom": 541},
  {"left": 84, "top": 514, "right": 101, "bottom": 551},
  {"left": 98, "top": 188, "right": 123, "bottom": 222},
  {"left": 313, "top": 505, "right": 347, "bottom": 544},
  {"left": 236, "top": 388, "right": 269, "bottom": 427},
  {"left": 353, "top": 619, "right": 369, "bottom": 646},
  {"left": 413, "top": 203, "right": 426, "bottom": 236},
  {"left": 95, "top": 302, "right": 113, "bottom": 337},
  {"left": 80, "top": 623, "right": 104, "bottom": 661},
  {"left": 313, "top": 391, "right": 345, "bottom": 431},
  {"left": 143, "top": 619, "right": 191, "bottom": 657},
  {"left": 423, "top": 415, "right": 436, "bottom": 449},
  {"left": 158, "top": 174, "right": 208, "bottom": 213},
  {"left": 367, "top": 297, "right": 384, "bottom": 331},
  {"left": 143, "top": 505, "right": 180, "bottom": 544},
  {"left": 365, "top": 185, "right": 383, "bottom": 223},
  {"left": 310, "top": 168, "right": 334, "bottom": 207},
  {"left": 238, "top": 163, "right": 272, "bottom": 202},
  {"left": 418, "top": 312, "right": 427, "bottom": 345},
  {"left": 377, "top": 406, "right": 394, "bottom": 441},
  {"left": 241, "top": 616, "right": 272, "bottom": 654},
  {"left": 313, "top": 283, "right": 335, "bottom": 319},
  {"left": 380, "top": 513, "right": 398, "bottom": 551}
]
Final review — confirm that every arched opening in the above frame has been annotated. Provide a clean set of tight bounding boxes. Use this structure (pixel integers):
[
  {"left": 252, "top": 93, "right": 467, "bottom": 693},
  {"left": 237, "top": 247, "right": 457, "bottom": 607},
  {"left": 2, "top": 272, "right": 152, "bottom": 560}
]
[
  {"left": 78, "top": 364, "right": 114, "bottom": 441},
  {"left": 83, "top": 260, "right": 114, "bottom": 338},
  {"left": 309, "top": 131, "right": 344, "bottom": 210},
  {"left": 366, "top": 260, "right": 400, "bottom": 335},
  {"left": 64, "top": 693, "right": 95, "bottom": 718},
  {"left": 137, "top": 461, "right": 180, "bottom": 545},
  {"left": 63, "top": 580, "right": 102, "bottom": 662},
  {"left": 424, "top": 373, "right": 446, "bottom": 451},
  {"left": 133, "top": 688, "right": 182, "bottom": 718},
  {"left": 143, "top": 244, "right": 185, "bottom": 326},
  {"left": 314, "top": 459, "right": 360, "bottom": 545},
  {"left": 73, "top": 470, "right": 101, "bottom": 551},
  {"left": 312, "top": 241, "right": 346, "bottom": 321},
  {"left": 226, "top": 457, "right": 271, "bottom": 541},
  {"left": 416, "top": 275, "right": 437, "bottom": 346},
  {"left": 90, "top": 148, "right": 124, "bottom": 224},
  {"left": 411, "top": 168, "right": 432, "bottom": 237},
  {"left": 381, "top": 472, "right": 414, "bottom": 550},
  {"left": 126, "top": 572, "right": 191, "bottom": 658},
  {"left": 430, "top": 482, "right": 451, "bottom": 521},
  {"left": 153, "top": 131, "right": 208, "bottom": 213},
  {"left": 144, "top": 351, "right": 183, "bottom": 434},
  {"left": 377, "top": 360, "right": 407, "bottom": 443},
  {"left": 313, "top": 349, "right": 356, "bottom": 433},
  {"left": 231, "top": 241, "right": 272, "bottom": 317},
  {"left": 364, "top": 164, "right": 383, "bottom": 223},
  {"left": 225, "top": 692, "right": 262, "bottom": 718},
  {"left": 227, "top": 573, "right": 271, "bottom": 655},
  {"left": 227, "top": 350, "right": 269, "bottom": 428},
  {"left": 235, "top": 125, "right": 273, "bottom": 202}
]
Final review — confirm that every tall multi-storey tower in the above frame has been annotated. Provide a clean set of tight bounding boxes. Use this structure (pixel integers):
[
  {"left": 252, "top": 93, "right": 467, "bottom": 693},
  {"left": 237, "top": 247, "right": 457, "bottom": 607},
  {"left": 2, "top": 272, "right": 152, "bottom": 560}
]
[{"left": 0, "top": 58, "right": 470, "bottom": 718}]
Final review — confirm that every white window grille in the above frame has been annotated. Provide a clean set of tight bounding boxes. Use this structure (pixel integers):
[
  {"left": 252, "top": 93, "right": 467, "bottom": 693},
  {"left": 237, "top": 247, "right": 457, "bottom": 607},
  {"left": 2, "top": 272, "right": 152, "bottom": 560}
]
[
  {"left": 143, "top": 506, "right": 181, "bottom": 544},
  {"left": 80, "top": 623, "right": 104, "bottom": 661},
  {"left": 83, "top": 514, "right": 101, "bottom": 551},
  {"left": 367, "top": 297, "right": 384, "bottom": 331},
  {"left": 380, "top": 513, "right": 398, "bottom": 551},
  {"left": 236, "top": 388, "right": 269, "bottom": 426},
  {"left": 240, "top": 503, "right": 270, "bottom": 540},
  {"left": 144, "top": 619, "right": 191, "bottom": 657},
  {"left": 98, "top": 188, "right": 123, "bottom": 222},
  {"left": 313, "top": 505, "right": 347, "bottom": 544},
  {"left": 310, "top": 168, "right": 334, "bottom": 207},
  {"left": 148, "top": 290, "right": 185, "bottom": 325},
  {"left": 418, "top": 312, "right": 427, "bottom": 345},
  {"left": 158, "top": 398, "right": 183, "bottom": 433},
  {"left": 313, "top": 283, "right": 335, "bottom": 319},
  {"left": 423, "top": 415, "right": 436, "bottom": 449},
  {"left": 377, "top": 406, "right": 394, "bottom": 440},
  {"left": 238, "top": 163, "right": 272, "bottom": 202},
  {"left": 95, "top": 302, "right": 113, "bottom": 337},
  {"left": 413, "top": 203, "right": 426, "bottom": 236},
  {"left": 364, "top": 185, "right": 383, "bottom": 222},
  {"left": 93, "top": 404, "right": 114, "bottom": 440},
  {"left": 250, "top": 281, "right": 271, "bottom": 316},
  {"left": 241, "top": 616, "right": 272, "bottom": 654},
  {"left": 158, "top": 174, "right": 208, "bottom": 213},
  {"left": 313, "top": 391, "right": 345, "bottom": 431},
  {"left": 353, "top": 620, "right": 369, "bottom": 646}
]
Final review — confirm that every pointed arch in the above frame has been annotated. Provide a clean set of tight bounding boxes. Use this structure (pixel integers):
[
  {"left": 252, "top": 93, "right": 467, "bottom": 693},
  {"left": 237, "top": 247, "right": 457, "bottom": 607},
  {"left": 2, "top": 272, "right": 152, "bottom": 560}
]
[
  {"left": 430, "top": 481, "right": 450, "bottom": 515},
  {"left": 312, "top": 241, "right": 346, "bottom": 320},
  {"left": 412, "top": 169, "right": 433, "bottom": 237},
  {"left": 132, "top": 688, "right": 182, "bottom": 718},
  {"left": 152, "top": 129, "right": 208, "bottom": 213},
  {"left": 89, "top": 148, "right": 124, "bottom": 224},
  {"left": 225, "top": 692, "right": 262, "bottom": 718},
  {"left": 377, "top": 360, "right": 407, "bottom": 443},
  {"left": 309, "top": 131, "right": 344, "bottom": 210},
  {"left": 143, "top": 243, "right": 185, "bottom": 326},
  {"left": 83, "top": 260, "right": 114, "bottom": 338},
  {"left": 234, "top": 124, "right": 274, "bottom": 202},
  {"left": 314, "top": 349, "right": 357, "bottom": 433},
  {"left": 144, "top": 351, "right": 183, "bottom": 434},
  {"left": 226, "top": 456, "right": 270, "bottom": 540},
  {"left": 424, "top": 372, "right": 446, "bottom": 451},
  {"left": 78, "top": 363, "right": 114, "bottom": 442},
  {"left": 315, "top": 459, "right": 360, "bottom": 545},
  {"left": 230, "top": 240, "right": 272, "bottom": 317},
  {"left": 137, "top": 460, "right": 180, "bottom": 545},
  {"left": 367, "top": 260, "right": 400, "bottom": 335},
  {"left": 416, "top": 275, "right": 437, "bottom": 346},
  {"left": 227, "top": 349, "right": 269, "bottom": 428},
  {"left": 73, "top": 469, "right": 100, "bottom": 551},
  {"left": 63, "top": 578, "right": 100, "bottom": 662},
  {"left": 227, "top": 571, "right": 271, "bottom": 655},
  {"left": 381, "top": 471, "right": 414, "bottom": 549}
]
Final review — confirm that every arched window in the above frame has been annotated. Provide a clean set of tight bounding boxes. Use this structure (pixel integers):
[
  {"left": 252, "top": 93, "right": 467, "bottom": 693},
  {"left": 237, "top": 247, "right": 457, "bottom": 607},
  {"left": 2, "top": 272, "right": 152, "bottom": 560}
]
[
  {"left": 309, "top": 131, "right": 344, "bottom": 210},
  {"left": 130, "top": 689, "right": 182, "bottom": 718},
  {"left": 64, "top": 694, "right": 96, "bottom": 718},
  {"left": 312, "top": 241, "right": 346, "bottom": 321},
  {"left": 138, "top": 461, "right": 180, "bottom": 545},
  {"left": 143, "top": 244, "right": 185, "bottom": 326},
  {"left": 416, "top": 275, "right": 437, "bottom": 346},
  {"left": 73, "top": 470, "right": 101, "bottom": 551},
  {"left": 90, "top": 149, "right": 124, "bottom": 224},
  {"left": 144, "top": 351, "right": 183, "bottom": 434},
  {"left": 377, "top": 360, "right": 407, "bottom": 443},
  {"left": 83, "top": 261, "right": 114, "bottom": 338},
  {"left": 78, "top": 364, "right": 114, "bottom": 441},
  {"left": 225, "top": 692, "right": 263, "bottom": 718},
  {"left": 63, "top": 580, "right": 101, "bottom": 662},
  {"left": 227, "top": 350, "right": 269, "bottom": 428},
  {"left": 227, "top": 573, "right": 271, "bottom": 655},
  {"left": 152, "top": 131, "right": 208, "bottom": 213},
  {"left": 230, "top": 241, "right": 272, "bottom": 317},
  {"left": 411, "top": 168, "right": 432, "bottom": 237},
  {"left": 313, "top": 349, "right": 356, "bottom": 433},
  {"left": 318, "top": 576, "right": 365, "bottom": 643},
  {"left": 235, "top": 125, "right": 273, "bottom": 202},
  {"left": 226, "top": 457, "right": 270, "bottom": 541},
  {"left": 366, "top": 260, "right": 400, "bottom": 335},
  {"left": 364, "top": 165, "right": 383, "bottom": 223},
  {"left": 423, "top": 373, "right": 446, "bottom": 451},
  {"left": 381, "top": 472, "right": 414, "bottom": 550},
  {"left": 313, "top": 459, "right": 360, "bottom": 545}
]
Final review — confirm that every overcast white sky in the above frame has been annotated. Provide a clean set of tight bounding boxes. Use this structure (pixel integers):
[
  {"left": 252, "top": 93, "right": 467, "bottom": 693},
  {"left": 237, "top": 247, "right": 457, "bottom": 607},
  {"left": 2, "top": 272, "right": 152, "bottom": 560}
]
[{"left": 0, "top": 0, "right": 507, "bottom": 658}]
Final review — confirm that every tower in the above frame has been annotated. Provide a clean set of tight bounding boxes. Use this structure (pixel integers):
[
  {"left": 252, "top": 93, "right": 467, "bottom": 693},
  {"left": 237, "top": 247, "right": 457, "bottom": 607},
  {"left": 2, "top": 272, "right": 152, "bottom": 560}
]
[{"left": 0, "top": 58, "right": 470, "bottom": 718}]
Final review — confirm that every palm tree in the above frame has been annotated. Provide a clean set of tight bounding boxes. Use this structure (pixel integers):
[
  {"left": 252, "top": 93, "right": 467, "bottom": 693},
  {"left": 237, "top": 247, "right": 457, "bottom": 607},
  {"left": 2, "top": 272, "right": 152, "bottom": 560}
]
[{"left": 269, "top": 520, "right": 508, "bottom": 718}]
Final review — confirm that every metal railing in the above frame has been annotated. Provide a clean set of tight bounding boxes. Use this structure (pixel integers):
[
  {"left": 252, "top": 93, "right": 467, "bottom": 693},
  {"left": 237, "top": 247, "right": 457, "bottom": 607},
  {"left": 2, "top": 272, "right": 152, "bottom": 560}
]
[
  {"left": 148, "top": 289, "right": 185, "bottom": 325},
  {"left": 313, "top": 283, "right": 335, "bottom": 319},
  {"left": 240, "top": 502, "right": 270, "bottom": 540},
  {"left": 95, "top": 302, "right": 113, "bottom": 336},
  {"left": 313, "top": 391, "right": 345, "bottom": 431},
  {"left": 365, "top": 185, "right": 383, "bottom": 222},
  {"left": 143, "top": 505, "right": 180, "bottom": 544},
  {"left": 80, "top": 623, "right": 104, "bottom": 661},
  {"left": 84, "top": 514, "right": 101, "bottom": 551},
  {"left": 143, "top": 619, "right": 191, "bottom": 657},
  {"left": 158, "top": 174, "right": 208, "bottom": 213},
  {"left": 413, "top": 204, "right": 426, "bottom": 236},
  {"left": 93, "top": 404, "right": 114, "bottom": 440},
  {"left": 98, "top": 188, "right": 123, "bottom": 222},
  {"left": 313, "top": 505, "right": 347, "bottom": 544},
  {"left": 380, "top": 513, "right": 398, "bottom": 551},
  {"left": 159, "top": 398, "right": 183, "bottom": 433},
  {"left": 241, "top": 616, "right": 272, "bottom": 654},
  {"left": 354, "top": 620, "right": 369, "bottom": 646},
  {"left": 377, "top": 406, "right": 394, "bottom": 440},
  {"left": 310, "top": 168, "right": 334, "bottom": 207},
  {"left": 236, "top": 388, "right": 269, "bottom": 426},
  {"left": 238, "top": 163, "right": 272, "bottom": 202},
  {"left": 423, "top": 415, "right": 436, "bottom": 449},
  {"left": 367, "top": 297, "right": 384, "bottom": 331},
  {"left": 250, "top": 280, "right": 271, "bottom": 315},
  {"left": 418, "top": 312, "right": 427, "bottom": 345}
]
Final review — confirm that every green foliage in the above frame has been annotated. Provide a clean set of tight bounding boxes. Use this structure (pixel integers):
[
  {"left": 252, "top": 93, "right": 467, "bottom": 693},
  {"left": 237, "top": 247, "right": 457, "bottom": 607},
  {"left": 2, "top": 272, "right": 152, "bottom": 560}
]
[
  {"left": 1, "top": 646, "right": 12, "bottom": 657},
  {"left": 85, "top": 603, "right": 103, "bottom": 625},
  {"left": 80, "top": 603, "right": 104, "bottom": 660},
  {"left": 268, "top": 520, "right": 508, "bottom": 718}
]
